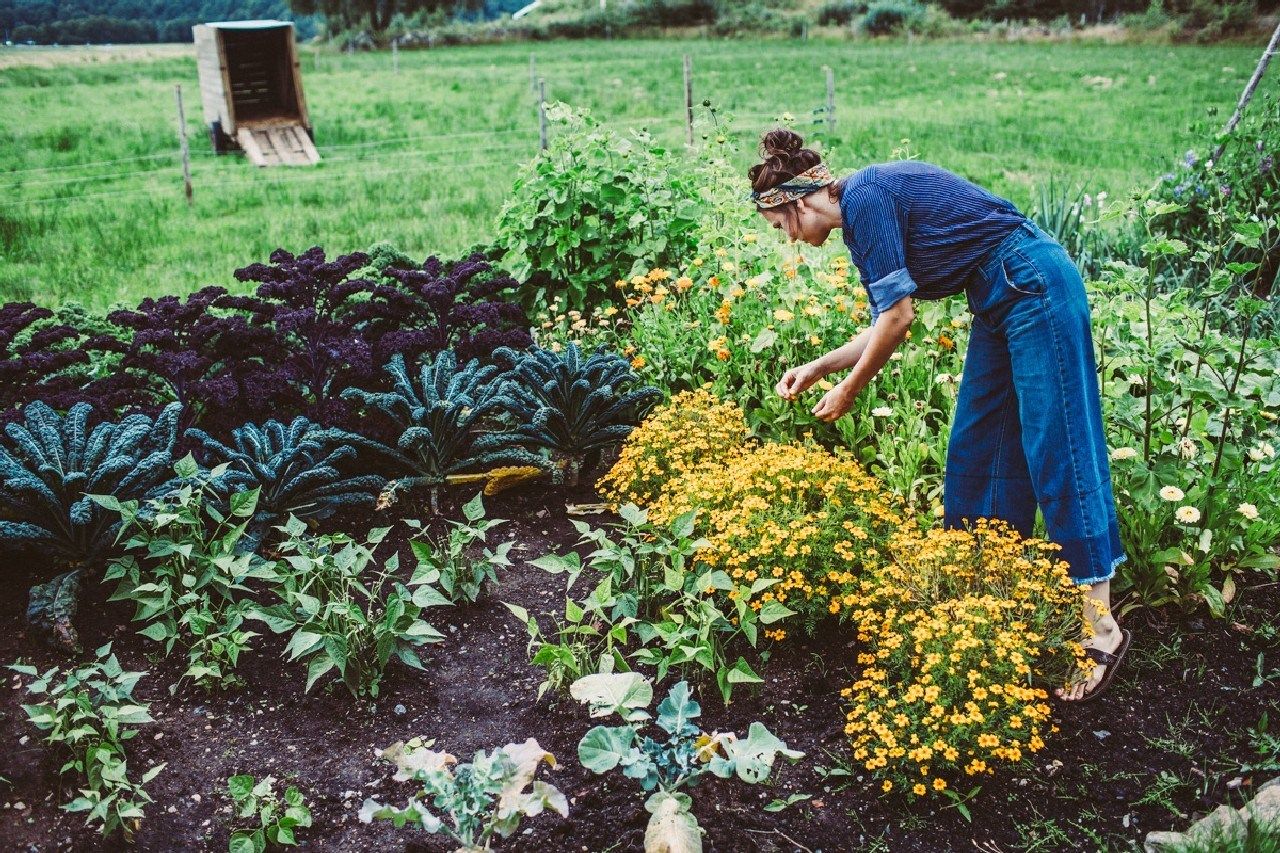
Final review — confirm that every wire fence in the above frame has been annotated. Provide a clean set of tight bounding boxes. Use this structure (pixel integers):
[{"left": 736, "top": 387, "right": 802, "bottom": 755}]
[{"left": 0, "top": 54, "right": 1204, "bottom": 208}]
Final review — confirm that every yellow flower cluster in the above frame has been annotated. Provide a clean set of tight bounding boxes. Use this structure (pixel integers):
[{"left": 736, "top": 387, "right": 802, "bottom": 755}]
[
  {"left": 650, "top": 440, "right": 906, "bottom": 621},
  {"left": 840, "top": 520, "right": 1087, "bottom": 800},
  {"left": 599, "top": 393, "right": 1086, "bottom": 803},
  {"left": 595, "top": 388, "right": 750, "bottom": 509}
]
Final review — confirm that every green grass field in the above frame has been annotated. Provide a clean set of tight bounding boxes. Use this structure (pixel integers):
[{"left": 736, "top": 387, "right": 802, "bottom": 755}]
[{"left": 0, "top": 37, "right": 1262, "bottom": 309}]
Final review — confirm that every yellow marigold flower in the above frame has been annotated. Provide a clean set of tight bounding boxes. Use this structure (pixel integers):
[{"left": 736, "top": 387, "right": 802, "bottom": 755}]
[
  {"left": 630, "top": 355, "right": 646, "bottom": 369},
  {"left": 913, "top": 783, "right": 926, "bottom": 797},
  {"left": 932, "top": 777, "right": 947, "bottom": 792}
]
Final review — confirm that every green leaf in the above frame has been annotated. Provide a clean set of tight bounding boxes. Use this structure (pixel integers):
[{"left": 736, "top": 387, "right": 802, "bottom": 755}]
[
  {"left": 570, "top": 671, "right": 652, "bottom": 721},
  {"left": 578, "top": 725, "right": 637, "bottom": 774},
  {"left": 304, "top": 657, "right": 335, "bottom": 692},
  {"left": 461, "top": 491, "right": 486, "bottom": 522},
  {"left": 655, "top": 681, "right": 700, "bottom": 736},
  {"left": 227, "top": 774, "right": 255, "bottom": 800},
  {"left": 750, "top": 327, "right": 778, "bottom": 353},
  {"left": 725, "top": 657, "right": 764, "bottom": 685},
  {"left": 644, "top": 791, "right": 702, "bottom": 853}
]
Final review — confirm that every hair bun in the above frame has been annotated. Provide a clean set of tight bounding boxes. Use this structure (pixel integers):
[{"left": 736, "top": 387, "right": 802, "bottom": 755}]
[{"left": 760, "top": 128, "right": 804, "bottom": 160}]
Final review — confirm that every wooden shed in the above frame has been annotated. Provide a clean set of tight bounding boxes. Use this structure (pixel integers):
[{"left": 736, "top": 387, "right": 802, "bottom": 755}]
[{"left": 192, "top": 20, "right": 320, "bottom": 167}]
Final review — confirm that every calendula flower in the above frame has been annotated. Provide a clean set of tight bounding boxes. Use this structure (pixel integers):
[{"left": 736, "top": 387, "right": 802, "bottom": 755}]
[
  {"left": 630, "top": 355, "right": 646, "bottom": 369},
  {"left": 1159, "top": 486, "right": 1185, "bottom": 502},
  {"left": 938, "top": 334, "right": 955, "bottom": 350},
  {"left": 1238, "top": 503, "right": 1259, "bottom": 520},
  {"left": 744, "top": 233, "right": 758, "bottom": 244},
  {"left": 1178, "top": 438, "right": 1198, "bottom": 460},
  {"left": 675, "top": 276, "right": 693, "bottom": 291},
  {"left": 1175, "top": 505, "right": 1201, "bottom": 524},
  {"left": 1110, "top": 447, "right": 1138, "bottom": 461},
  {"left": 773, "top": 308, "right": 795, "bottom": 322},
  {"left": 872, "top": 406, "right": 893, "bottom": 417},
  {"left": 603, "top": 306, "right": 618, "bottom": 317}
]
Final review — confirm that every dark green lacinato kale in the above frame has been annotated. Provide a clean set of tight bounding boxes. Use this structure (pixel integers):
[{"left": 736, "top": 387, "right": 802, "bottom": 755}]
[
  {"left": 0, "top": 401, "right": 182, "bottom": 565},
  {"left": 0, "top": 400, "right": 182, "bottom": 651},
  {"left": 26, "top": 569, "right": 82, "bottom": 653},
  {"left": 341, "top": 352, "right": 545, "bottom": 512},
  {"left": 186, "top": 417, "right": 387, "bottom": 553},
  {"left": 493, "top": 344, "right": 661, "bottom": 486}
]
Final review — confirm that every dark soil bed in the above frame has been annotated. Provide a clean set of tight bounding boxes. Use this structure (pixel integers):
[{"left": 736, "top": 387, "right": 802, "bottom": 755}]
[{"left": 2, "top": 481, "right": 1278, "bottom": 852}]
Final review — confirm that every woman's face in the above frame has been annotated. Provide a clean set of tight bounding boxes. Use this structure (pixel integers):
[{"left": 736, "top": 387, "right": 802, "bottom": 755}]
[{"left": 759, "top": 198, "right": 832, "bottom": 247}]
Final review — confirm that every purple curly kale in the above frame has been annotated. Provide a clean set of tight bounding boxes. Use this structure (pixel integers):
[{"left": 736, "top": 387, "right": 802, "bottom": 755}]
[
  {"left": 91, "top": 286, "right": 293, "bottom": 435},
  {"left": 352, "top": 251, "right": 534, "bottom": 368},
  {"left": 230, "top": 247, "right": 378, "bottom": 428},
  {"left": 0, "top": 302, "right": 114, "bottom": 426}
]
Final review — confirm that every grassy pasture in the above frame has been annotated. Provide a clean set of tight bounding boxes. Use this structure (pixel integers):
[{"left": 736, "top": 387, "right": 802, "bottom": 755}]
[{"left": 0, "top": 37, "right": 1262, "bottom": 309}]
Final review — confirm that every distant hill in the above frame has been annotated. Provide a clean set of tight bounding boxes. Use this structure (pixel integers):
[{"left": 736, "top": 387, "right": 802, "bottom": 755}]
[{"left": 3, "top": 1, "right": 318, "bottom": 45}]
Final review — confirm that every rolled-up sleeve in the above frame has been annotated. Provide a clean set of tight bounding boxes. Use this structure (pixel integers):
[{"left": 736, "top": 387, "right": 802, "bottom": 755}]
[{"left": 843, "top": 182, "right": 917, "bottom": 326}]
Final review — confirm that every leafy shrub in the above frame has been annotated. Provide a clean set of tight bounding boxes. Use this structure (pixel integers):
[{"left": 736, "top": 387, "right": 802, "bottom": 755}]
[
  {"left": 226, "top": 774, "right": 313, "bottom": 852},
  {"left": 494, "top": 103, "right": 703, "bottom": 316},
  {"left": 359, "top": 737, "right": 567, "bottom": 845},
  {"left": 341, "top": 352, "right": 545, "bottom": 511},
  {"left": 817, "top": 0, "right": 870, "bottom": 25},
  {"left": 98, "top": 459, "right": 271, "bottom": 694},
  {"left": 0, "top": 400, "right": 182, "bottom": 569},
  {"left": 841, "top": 520, "right": 1086, "bottom": 802},
  {"left": 862, "top": 0, "right": 926, "bottom": 34},
  {"left": 1151, "top": 93, "right": 1278, "bottom": 296},
  {"left": 494, "top": 342, "right": 662, "bottom": 485},
  {"left": 249, "top": 519, "right": 450, "bottom": 698},
  {"left": 404, "top": 492, "right": 512, "bottom": 605},
  {"left": 1090, "top": 204, "right": 1280, "bottom": 611},
  {"left": 187, "top": 417, "right": 385, "bottom": 553},
  {"left": 8, "top": 644, "right": 165, "bottom": 840},
  {"left": 572, "top": 672, "right": 801, "bottom": 851},
  {"left": 596, "top": 388, "right": 750, "bottom": 509}
]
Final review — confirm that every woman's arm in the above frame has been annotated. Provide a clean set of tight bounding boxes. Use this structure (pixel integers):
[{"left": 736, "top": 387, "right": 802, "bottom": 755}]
[
  {"left": 814, "top": 325, "right": 875, "bottom": 375},
  {"left": 776, "top": 325, "right": 874, "bottom": 401},
  {"left": 811, "top": 297, "right": 912, "bottom": 422}
]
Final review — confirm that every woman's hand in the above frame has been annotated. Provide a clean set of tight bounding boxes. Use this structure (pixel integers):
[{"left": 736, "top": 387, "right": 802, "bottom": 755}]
[
  {"left": 775, "top": 361, "right": 827, "bottom": 401},
  {"left": 811, "top": 380, "right": 859, "bottom": 422}
]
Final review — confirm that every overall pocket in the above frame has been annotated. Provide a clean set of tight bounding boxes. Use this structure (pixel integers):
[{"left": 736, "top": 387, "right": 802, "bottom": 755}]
[{"left": 1000, "top": 246, "right": 1048, "bottom": 297}]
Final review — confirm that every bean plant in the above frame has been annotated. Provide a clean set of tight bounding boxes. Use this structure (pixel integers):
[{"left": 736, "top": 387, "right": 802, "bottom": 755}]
[
  {"left": 226, "top": 774, "right": 313, "bottom": 853},
  {"left": 359, "top": 737, "right": 568, "bottom": 850},
  {"left": 248, "top": 519, "right": 450, "bottom": 698},
  {"left": 572, "top": 672, "right": 802, "bottom": 853},
  {"left": 96, "top": 457, "right": 273, "bottom": 694},
  {"left": 7, "top": 644, "right": 165, "bottom": 840},
  {"left": 404, "top": 492, "right": 512, "bottom": 605},
  {"left": 524, "top": 505, "right": 791, "bottom": 703}
]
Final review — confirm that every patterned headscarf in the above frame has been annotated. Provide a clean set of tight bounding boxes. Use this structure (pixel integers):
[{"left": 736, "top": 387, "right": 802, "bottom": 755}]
[{"left": 748, "top": 162, "right": 835, "bottom": 208}]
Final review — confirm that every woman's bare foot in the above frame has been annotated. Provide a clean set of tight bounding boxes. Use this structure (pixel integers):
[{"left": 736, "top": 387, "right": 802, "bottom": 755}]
[{"left": 1055, "top": 580, "right": 1123, "bottom": 702}]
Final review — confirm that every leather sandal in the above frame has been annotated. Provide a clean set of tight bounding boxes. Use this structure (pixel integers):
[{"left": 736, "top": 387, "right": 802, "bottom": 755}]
[{"left": 1064, "top": 628, "right": 1131, "bottom": 704}]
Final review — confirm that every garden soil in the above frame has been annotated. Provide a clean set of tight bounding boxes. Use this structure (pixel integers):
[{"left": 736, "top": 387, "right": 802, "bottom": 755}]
[{"left": 2, "top": 479, "right": 1278, "bottom": 852}]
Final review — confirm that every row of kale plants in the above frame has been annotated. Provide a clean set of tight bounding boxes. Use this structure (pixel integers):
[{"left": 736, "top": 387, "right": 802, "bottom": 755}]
[{"left": 1, "top": 244, "right": 661, "bottom": 649}]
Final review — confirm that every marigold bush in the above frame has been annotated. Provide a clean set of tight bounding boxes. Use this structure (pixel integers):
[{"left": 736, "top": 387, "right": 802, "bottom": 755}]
[
  {"left": 841, "top": 520, "right": 1090, "bottom": 800},
  {"left": 595, "top": 387, "right": 751, "bottom": 509},
  {"left": 660, "top": 440, "right": 907, "bottom": 627}
]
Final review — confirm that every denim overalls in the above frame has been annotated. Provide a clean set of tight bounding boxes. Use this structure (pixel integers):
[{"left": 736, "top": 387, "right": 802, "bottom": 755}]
[{"left": 943, "top": 219, "right": 1127, "bottom": 586}]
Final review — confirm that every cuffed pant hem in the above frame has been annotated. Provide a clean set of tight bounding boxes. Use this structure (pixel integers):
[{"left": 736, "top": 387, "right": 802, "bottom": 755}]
[{"left": 1072, "top": 552, "right": 1126, "bottom": 586}]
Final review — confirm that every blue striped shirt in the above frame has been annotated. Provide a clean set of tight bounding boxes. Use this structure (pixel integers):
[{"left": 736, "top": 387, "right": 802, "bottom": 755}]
[{"left": 839, "top": 160, "right": 1028, "bottom": 325}]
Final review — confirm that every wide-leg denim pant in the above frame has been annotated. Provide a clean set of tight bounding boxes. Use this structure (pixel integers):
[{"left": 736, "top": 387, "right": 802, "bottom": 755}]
[{"left": 943, "top": 219, "right": 1126, "bottom": 585}]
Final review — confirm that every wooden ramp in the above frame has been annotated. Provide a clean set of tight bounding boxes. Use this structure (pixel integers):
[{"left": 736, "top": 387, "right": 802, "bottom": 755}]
[{"left": 236, "top": 123, "right": 319, "bottom": 167}]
